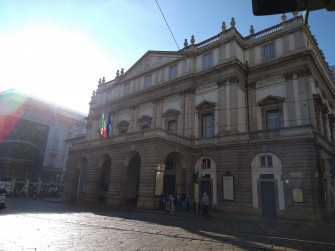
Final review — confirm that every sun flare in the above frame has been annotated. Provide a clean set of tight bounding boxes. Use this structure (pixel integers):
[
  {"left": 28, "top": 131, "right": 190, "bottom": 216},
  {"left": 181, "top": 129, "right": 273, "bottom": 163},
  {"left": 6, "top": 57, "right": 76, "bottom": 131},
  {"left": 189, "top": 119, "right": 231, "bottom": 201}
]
[{"left": 0, "top": 26, "right": 114, "bottom": 113}]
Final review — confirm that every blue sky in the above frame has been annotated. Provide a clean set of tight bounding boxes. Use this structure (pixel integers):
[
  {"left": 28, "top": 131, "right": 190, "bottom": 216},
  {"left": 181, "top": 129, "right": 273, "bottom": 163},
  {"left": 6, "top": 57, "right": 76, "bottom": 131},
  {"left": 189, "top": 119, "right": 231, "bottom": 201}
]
[{"left": 0, "top": 0, "right": 334, "bottom": 114}]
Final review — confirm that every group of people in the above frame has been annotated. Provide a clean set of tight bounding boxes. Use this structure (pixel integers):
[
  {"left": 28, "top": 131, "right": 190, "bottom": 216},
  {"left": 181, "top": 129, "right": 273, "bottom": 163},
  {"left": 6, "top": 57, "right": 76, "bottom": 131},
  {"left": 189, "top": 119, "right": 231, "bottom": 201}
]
[
  {"left": 159, "top": 191, "right": 192, "bottom": 213},
  {"left": 159, "top": 191, "right": 210, "bottom": 216},
  {"left": 14, "top": 186, "right": 37, "bottom": 199}
]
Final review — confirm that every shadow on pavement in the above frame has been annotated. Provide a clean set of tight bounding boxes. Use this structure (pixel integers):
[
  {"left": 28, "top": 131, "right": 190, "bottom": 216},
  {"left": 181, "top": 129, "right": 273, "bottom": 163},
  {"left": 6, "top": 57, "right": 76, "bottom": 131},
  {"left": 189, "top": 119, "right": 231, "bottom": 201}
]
[{"left": 2, "top": 198, "right": 335, "bottom": 250}]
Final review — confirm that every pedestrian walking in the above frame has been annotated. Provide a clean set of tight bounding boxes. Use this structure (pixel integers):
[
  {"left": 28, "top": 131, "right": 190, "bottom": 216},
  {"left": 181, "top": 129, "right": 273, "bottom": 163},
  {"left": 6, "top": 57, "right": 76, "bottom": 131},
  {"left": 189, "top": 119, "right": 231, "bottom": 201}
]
[{"left": 202, "top": 192, "right": 210, "bottom": 217}]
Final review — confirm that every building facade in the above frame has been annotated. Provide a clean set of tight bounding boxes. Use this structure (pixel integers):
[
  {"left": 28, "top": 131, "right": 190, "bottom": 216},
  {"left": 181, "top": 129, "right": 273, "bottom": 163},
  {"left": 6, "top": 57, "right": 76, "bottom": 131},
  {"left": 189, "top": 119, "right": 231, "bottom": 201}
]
[
  {"left": 63, "top": 15, "right": 335, "bottom": 220},
  {"left": 0, "top": 89, "right": 86, "bottom": 195}
]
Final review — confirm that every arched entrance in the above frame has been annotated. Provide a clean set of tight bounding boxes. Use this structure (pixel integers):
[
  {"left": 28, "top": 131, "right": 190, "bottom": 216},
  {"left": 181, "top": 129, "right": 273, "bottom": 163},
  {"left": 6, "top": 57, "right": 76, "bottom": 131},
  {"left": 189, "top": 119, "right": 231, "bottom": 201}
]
[
  {"left": 251, "top": 153, "right": 285, "bottom": 217},
  {"left": 123, "top": 151, "right": 141, "bottom": 207},
  {"left": 97, "top": 155, "right": 111, "bottom": 203},
  {"left": 163, "top": 152, "right": 186, "bottom": 194},
  {"left": 194, "top": 156, "right": 217, "bottom": 206},
  {"left": 74, "top": 157, "right": 87, "bottom": 201}
]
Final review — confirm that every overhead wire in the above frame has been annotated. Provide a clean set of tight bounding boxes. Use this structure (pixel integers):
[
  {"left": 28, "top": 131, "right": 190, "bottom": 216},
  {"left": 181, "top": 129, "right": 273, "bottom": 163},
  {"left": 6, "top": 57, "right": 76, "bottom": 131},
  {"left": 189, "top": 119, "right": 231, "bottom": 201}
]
[{"left": 95, "top": 1, "right": 335, "bottom": 139}]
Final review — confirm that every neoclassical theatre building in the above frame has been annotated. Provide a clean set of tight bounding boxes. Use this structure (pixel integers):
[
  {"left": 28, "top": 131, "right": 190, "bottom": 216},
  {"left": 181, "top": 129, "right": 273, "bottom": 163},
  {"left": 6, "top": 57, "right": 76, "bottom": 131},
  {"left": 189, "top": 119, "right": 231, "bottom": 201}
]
[{"left": 63, "top": 15, "right": 335, "bottom": 220}]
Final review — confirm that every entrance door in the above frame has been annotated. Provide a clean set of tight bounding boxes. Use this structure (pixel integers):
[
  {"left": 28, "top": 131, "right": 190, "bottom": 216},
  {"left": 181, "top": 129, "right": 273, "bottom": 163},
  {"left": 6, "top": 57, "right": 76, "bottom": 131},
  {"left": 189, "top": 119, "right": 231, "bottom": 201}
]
[
  {"left": 163, "top": 175, "right": 175, "bottom": 194},
  {"left": 260, "top": 182, "right": 276, "bottom": 217}
]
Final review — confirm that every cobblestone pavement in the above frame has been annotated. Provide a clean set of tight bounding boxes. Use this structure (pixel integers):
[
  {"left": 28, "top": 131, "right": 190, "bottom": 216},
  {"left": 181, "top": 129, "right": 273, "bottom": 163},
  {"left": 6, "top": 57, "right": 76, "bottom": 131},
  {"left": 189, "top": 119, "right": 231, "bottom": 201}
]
[{"left": 1, "top": 199, "right": 335, "bottom": 251}]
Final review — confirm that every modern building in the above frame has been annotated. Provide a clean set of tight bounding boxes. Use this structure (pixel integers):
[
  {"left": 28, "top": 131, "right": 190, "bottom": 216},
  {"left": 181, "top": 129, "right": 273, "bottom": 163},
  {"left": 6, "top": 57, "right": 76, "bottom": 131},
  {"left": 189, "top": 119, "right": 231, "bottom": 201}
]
[
  {"left": 0, "top": 89, "right": 86, "bottom": 195},
  {"left": 63, "top": 14, "right": 335, "bottom": 220}
]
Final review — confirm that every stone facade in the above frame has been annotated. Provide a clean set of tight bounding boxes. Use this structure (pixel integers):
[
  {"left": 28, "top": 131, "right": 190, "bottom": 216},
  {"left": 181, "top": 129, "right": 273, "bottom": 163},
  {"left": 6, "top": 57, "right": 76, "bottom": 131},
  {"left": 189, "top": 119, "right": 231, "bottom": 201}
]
[
  {"left": 63, "top": 16, "right": 335, "bottom": 220},
  {"left": 0, "top": 89, "right": 86, "bottom": 195}
]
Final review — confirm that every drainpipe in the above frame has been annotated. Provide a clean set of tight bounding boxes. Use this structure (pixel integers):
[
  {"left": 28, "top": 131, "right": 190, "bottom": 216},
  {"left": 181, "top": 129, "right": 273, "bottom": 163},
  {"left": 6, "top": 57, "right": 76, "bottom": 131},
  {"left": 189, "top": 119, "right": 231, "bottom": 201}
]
[{"left": 245, "top": 61, "right": 250, "bottom": 133}]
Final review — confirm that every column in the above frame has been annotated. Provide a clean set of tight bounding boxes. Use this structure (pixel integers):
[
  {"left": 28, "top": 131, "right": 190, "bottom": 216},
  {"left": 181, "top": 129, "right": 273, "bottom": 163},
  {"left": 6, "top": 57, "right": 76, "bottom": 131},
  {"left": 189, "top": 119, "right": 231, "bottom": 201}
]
[
  {"left": 156, "top": 99, "right": 163, "bottom": 129},
  {"left": 152, "top": 100, "right": 158, "bottom": 129},
  {"left": 24, "top": 178, "right": 30, "bottom": 194},
  {"left": 230, "top": 78, "right": 239, "bottom": 133},
  {"left": 180, "top": 92, "right": 186, "bottom": 136},
  {"left": 134, "top": 106, "right": 139, "bottom": 132},
  {"left": 292, "top": 73, "right": 302, "bottom": 125},
  {"left": 187, "top": 89, "right": 196, "bottom": 138},
  {"left": 129, "top": 106, "right": 135, "bottom": 132},
  {"left": 218, "top": 82, "right": 225, "bottom": 134},
  {"left": 112, "top": 112, "right": 118, "bottom": 135},
  {"left": 225, "top": 80, "right": 231, "bottom": 132}
]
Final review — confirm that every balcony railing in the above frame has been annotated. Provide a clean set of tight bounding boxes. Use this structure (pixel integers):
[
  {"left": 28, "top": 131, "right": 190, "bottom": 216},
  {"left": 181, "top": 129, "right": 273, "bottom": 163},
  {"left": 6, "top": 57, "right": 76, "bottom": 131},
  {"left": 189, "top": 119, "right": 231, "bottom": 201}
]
[
  {"left": 252, "top": 24, "right": 283, "bottom": 41},
  {"left": 197, "top": 35, "right": 220, "bottom": 49},
  {"left": 71, "top": 125, "right": 316, "bottom": 152}
]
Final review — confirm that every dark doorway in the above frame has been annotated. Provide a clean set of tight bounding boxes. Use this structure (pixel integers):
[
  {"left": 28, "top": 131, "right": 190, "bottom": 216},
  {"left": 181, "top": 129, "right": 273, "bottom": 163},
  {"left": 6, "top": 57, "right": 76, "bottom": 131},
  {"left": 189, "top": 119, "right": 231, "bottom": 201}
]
[
  {"left": 125, "top": 153, "right": 140, "bottom": 207},
  {"left": 260, "top": 182, "right": 276, "bottom": 217},
  {"left": 99, "top": 158, "right": 111, "bottom": 203},
  {"left": 163, "top": 175, "right": 176, "bottom": 194}
]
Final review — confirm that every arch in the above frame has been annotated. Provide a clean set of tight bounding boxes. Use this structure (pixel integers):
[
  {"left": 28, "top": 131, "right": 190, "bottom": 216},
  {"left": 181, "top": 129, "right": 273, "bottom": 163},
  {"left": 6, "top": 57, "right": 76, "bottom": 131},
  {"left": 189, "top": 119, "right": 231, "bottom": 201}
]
[
  {"left": 123, "top": 151, "right": 141, "bottom": 207},
  {"left": 97, "top": 154, "right": 112, "bottom": 203},
  {"left": 194, "top": 156, "right": 217, "bottom": 205},
  {"left": 251, "top": 152, "right": 285, "bottom": 215},
  {"left": 163, "top": 152, "right": 187, "bottom": 195},
  {"left": 123, "top": 151, "right": 140, "bottom": 166}
]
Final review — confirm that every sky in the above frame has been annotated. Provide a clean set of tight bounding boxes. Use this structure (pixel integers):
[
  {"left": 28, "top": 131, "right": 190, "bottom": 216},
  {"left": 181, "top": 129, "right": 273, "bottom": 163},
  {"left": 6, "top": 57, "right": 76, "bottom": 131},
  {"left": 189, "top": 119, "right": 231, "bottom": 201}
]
[{"left": 0, "top": 0, "right": 334, "bottom": 114}]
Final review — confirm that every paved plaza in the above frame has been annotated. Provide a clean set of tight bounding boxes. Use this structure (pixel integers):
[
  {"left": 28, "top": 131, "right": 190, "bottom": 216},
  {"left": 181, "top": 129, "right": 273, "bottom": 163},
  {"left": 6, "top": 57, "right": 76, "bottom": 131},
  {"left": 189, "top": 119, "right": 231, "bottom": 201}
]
[{"left": 1, "top": 199, "right": 335, "bottom": 250}]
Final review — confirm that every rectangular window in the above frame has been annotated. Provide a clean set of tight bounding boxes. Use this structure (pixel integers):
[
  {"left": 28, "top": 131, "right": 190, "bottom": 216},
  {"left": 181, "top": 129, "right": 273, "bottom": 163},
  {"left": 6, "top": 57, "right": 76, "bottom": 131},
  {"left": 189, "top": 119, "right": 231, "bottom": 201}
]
[
  {"left": 260, "top": 155, "right": 273, "bottom": 167},
  {"left": 168, "top": 120, "right": 177, "bottom": 133},
  {"left": 106, "top": 91, "right": 112, "bottom": 101},
  {"left": 124, "top": 83, "right": 130, "bottom": 95},
  {"left": 204, "top": 53, "right": 212, "bottom": 69},
  {"left": 141, "top": 125, "right": 149, "bottom": 131},
  {"left": 201, "top": 158, "right": 211, "bottom": 169},
  {"left": 202, "top": 113, "right": 213, "bottom": 137},
  {"left": 267, "top": 110, "right": 280, "bottom": 136},
  {"left": 145, "top": 75, "right": 151, "bottom": 88},
  {"left": 170, "top": 65, "right": 177, "bottom": 79},
  {"left": 264, "top": 43, "right": 274, "bottom": 60}
]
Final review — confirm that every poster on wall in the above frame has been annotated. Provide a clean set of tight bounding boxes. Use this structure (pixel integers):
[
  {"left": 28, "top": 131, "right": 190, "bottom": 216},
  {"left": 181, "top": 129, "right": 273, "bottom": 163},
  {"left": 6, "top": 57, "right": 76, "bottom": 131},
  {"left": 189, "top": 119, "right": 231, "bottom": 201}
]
[
  {"left": 293, "top": 188, "right": 304, "bottom": 203},
  {"left": 223, "top": 176, "right": 234, "bottom": 201},
  {"left": 154, "top": 172, "right": 164, "bottom": 196}
]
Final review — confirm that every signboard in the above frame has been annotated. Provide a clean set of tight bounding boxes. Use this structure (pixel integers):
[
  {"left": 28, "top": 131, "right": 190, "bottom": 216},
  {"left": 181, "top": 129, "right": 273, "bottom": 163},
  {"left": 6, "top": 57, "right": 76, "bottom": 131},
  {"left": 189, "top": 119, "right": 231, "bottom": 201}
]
[{"left": 293, "top": 188, "right": 303, "bottom": 203}]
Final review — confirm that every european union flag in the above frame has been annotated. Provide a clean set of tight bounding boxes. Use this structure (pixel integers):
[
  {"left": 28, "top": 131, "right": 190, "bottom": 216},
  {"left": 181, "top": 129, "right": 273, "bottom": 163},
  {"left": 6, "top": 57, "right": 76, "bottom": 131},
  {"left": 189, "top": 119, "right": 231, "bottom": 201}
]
[{"left": 106, "top": 109, "right": 112, "bottom": 137}]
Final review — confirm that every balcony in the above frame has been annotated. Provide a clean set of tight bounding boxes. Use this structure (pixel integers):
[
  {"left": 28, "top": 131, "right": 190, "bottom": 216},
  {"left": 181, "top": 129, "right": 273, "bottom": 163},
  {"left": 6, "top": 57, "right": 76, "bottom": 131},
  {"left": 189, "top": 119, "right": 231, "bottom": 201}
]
[{"left": 71, "top": 125, "right": 318, "bottom": 152}]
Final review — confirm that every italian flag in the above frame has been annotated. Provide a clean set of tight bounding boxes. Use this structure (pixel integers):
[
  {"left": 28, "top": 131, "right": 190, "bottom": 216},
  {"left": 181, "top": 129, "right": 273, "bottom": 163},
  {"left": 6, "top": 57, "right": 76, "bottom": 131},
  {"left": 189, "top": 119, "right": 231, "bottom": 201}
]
[{"left": 100, "top": 112, "right": 107, "bottom": 138}]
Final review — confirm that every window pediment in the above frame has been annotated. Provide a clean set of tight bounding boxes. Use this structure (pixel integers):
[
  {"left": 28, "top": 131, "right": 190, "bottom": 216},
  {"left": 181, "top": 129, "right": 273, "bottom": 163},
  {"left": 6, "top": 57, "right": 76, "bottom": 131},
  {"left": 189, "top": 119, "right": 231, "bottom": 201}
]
[
  {"left": 196, "top": 101, "right": 216, "bottom": 111},
  {"left": 139, "top": 115, "right": 152, "bottom": 123},
  {"left": 117, "top": 120, "right": 129, "bottom": 127},
  {"left": 257, "top": 95, "right": 285, "bottom": 106},
  {"left": 162, "top": 109, "right": 180, "bottom": 117}
]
